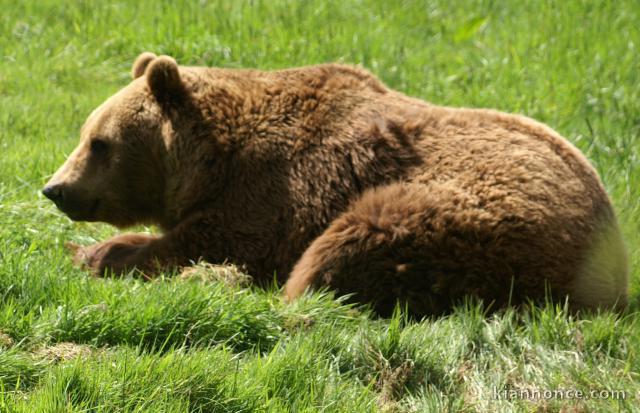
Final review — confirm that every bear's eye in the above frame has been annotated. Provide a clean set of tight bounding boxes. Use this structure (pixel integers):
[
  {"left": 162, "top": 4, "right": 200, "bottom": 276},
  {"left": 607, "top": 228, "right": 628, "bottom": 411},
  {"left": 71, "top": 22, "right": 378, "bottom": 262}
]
[{"left": 90, "top": 138, "right": 109, "bottom": 156}]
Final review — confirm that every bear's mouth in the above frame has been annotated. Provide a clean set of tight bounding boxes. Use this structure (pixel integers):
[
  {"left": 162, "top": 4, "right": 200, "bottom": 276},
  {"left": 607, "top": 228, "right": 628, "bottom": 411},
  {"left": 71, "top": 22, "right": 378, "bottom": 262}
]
[{"left": 58, "top": 198, "right": 100, "bottom": 222}]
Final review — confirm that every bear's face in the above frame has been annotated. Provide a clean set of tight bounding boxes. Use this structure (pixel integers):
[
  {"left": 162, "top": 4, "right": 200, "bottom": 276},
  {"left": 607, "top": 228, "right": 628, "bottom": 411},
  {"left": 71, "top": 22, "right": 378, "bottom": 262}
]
[{"left": 43, "top": 53, "right": 180, "bottom": 227}]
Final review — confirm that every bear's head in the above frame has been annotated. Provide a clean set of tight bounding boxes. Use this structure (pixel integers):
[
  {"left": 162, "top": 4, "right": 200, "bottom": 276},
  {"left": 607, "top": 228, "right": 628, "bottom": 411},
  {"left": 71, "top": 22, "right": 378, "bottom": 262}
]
[{"left": 43, "top": 53, "right": 187, "bottom": 227}]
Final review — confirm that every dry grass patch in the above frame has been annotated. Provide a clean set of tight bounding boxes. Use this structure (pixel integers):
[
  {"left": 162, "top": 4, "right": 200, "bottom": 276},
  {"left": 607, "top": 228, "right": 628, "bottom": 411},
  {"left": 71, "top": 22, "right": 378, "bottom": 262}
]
[
  {"left": 179, "top": 262, "right": 253, "bottom": 288},
  {"left": 34, "top": 342, "right": 94, "bottom": 362}
]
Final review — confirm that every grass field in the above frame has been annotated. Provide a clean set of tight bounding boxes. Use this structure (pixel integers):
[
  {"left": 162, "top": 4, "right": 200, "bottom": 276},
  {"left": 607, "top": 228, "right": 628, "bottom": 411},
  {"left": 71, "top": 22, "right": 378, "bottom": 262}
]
[{"left": 1, "top": 0, "right": 639, "bottom": 411}]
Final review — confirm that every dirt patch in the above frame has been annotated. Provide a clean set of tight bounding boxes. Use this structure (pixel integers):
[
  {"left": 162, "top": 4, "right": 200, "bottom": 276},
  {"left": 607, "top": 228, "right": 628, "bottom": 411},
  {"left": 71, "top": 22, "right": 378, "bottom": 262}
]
[
  {"left": 282, "top": 314, "right": 316, "bottom": 332},
  {"left": 0, "top": 330, "right": 14, "bottom": 347},
  {"left": 376, "top": 358, "right": 415, "bottom": 411}
]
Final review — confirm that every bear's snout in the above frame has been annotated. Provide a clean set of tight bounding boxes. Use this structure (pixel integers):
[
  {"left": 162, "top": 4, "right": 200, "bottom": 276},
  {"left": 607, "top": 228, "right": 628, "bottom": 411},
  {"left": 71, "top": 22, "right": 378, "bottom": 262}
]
[
  {"left": 42, "top": 183, "right": 99, "bottom": 221},
  {"left": 42, "top": 184, "right": 64, "bottom": 204}
]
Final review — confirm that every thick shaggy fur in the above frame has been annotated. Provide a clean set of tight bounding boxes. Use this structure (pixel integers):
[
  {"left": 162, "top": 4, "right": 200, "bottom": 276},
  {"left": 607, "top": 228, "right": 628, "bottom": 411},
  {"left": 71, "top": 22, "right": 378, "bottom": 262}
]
[{"left": 43, "top": 53, "right": 628, "bottom": 316}]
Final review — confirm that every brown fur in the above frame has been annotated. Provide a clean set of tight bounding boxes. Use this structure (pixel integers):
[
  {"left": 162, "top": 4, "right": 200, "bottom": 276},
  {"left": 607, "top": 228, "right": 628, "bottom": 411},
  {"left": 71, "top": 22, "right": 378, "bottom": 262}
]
[{"left": 43, "top": 53, "right": 628, "bottom": 316}]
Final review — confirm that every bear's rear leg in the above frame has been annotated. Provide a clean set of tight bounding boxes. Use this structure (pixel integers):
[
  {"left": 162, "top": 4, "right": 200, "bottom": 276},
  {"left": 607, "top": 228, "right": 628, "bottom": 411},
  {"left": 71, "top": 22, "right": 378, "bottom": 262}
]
[{"left": 284, "top": 182, "right": 509, "bottom": 316}]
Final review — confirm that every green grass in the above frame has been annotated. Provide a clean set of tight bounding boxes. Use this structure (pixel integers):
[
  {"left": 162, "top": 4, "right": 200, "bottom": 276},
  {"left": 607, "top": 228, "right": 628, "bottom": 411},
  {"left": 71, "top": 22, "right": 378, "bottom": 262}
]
[{"left": 1, "top": 0, "right": 639, "bottom": 411}]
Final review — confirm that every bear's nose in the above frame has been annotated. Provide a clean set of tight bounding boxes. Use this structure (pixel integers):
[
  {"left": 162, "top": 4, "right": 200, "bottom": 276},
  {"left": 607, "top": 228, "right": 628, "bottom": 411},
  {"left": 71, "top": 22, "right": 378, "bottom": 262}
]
[{"left": 42, "top": 184, "right": 64, "bottom": 204}]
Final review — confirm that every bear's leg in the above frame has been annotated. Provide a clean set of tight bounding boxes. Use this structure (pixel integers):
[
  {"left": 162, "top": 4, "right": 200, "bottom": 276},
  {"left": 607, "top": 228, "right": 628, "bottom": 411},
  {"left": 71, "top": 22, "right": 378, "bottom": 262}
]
[
  {"left": 71, "top": 233, "right": 159, "bottom": 277},
  {"left": 76, "top": 211, "right": 235, "bottom": 278},
  {"left": 284, "top": 181, "right": 510, "bottom": 316}
]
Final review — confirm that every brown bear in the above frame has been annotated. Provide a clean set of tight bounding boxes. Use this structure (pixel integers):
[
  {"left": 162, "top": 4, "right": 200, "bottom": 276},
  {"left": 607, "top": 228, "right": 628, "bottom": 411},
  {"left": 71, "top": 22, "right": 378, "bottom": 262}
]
[{"left": 43, "top": 52, "right": 628, "bottom": 316}]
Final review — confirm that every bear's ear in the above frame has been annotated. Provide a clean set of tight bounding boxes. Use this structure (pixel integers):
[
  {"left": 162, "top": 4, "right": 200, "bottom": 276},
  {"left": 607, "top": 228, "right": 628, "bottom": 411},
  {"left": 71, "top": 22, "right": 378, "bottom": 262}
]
[
  {"left": 146, "top": 55, "right": 184, "bottom": 103},
  {"left": 131, "top": 52, "right": 158, "bottom": 79}
]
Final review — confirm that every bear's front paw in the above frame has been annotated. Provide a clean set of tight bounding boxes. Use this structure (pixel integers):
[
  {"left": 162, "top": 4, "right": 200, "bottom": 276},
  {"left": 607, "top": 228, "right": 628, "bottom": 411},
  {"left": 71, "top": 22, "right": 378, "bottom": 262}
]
[{"left": 69, "top": 234, "right": 158, "bottom": 278}]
